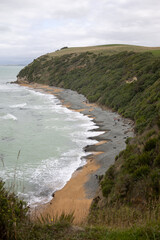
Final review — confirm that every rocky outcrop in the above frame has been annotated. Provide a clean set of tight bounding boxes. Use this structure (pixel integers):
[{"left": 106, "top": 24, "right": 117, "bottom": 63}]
[
  {"left": 126, "top": 76, "right": 138, "bottom": 84},
  {"left": 14, "top": 76, "right": 28, "bottom": 84}
]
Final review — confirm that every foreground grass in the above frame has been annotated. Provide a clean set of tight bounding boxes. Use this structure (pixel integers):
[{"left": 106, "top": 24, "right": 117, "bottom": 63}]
[
  {"left": 89, "top": 202, "right": 160, "bottom": 228},
  {"left": 1, "top": 179, "right": 160, "bottom": 240},
  {"left": 2, "top": 221, "right": 160, "bottom": 240},
  {"left": 67, "top": 223, "right": 160, "bottom": 240}
]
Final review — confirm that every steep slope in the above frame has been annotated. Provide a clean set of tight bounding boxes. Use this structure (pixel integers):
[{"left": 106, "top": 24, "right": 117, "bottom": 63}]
[
  {"left": 17, "top": 46, "right": 160, "bottom": 227},
  {"left": 18, "top": 50, "right": 160, "bottom": 133}
]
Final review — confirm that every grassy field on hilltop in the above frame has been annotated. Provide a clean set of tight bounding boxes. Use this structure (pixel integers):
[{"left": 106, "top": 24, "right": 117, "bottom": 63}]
[{"left": 47, "top": 44, "right": 160, "bottom": 57}]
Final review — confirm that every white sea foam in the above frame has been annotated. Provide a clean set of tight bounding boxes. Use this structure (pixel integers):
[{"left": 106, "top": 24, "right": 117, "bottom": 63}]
[
  {"left": 28, "top": 89, "right": 57, "bottom": 102},
  {"left": 45, "top": 125, "right": 71, "bottom": 131},
  {"left": 0, "top": 72, "right": 104, "bottom": 207},
  {"left": 0, "top": 113, "right": 17, "bottom": 121},
  {"left": 0, "top": 135, "right": 96, "bottom": 207},
  {"left": 28, "top": 89, "right": 47, "bottom": 97},
  {"left": 4, "top": 149, "right": 88, "bottom": 206},
  {"left": 0, "top": 83, "right": 22, "bottom": 92},
  {"left": 0, "top": 84, "right": 12, "bottom": 91},
  {"left": 10, "top": 103, "right": 27, "bottom": 108}
]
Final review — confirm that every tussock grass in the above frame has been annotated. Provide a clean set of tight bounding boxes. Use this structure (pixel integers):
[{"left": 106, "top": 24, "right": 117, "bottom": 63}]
[
  {"left": 37, "top": 211, "right": 74, "bottom": 226},
  {"left": 0, "top": 179, "right": 75, "bottom": 240},
  {"left": 1, "top": 179, "right": 160, "bottom": 239},
  {"left": 89, "top": 200, "right": 160, "bottom": 229}
]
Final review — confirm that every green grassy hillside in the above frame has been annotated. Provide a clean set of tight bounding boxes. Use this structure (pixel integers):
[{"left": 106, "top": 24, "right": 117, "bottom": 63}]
[
  {"left": 47, "top": 44, "right": 160, "bottom": 57},
  {"left": 3, "top": 44, "right": 160, "bottom": 238}
]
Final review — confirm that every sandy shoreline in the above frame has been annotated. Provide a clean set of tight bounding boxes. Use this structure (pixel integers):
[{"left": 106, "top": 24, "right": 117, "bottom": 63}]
[
  {"left": 18, "top": 82, "right": 134, "bottom": 224},
  {"left": 32, "top": 153, "right": 101, "bottom": 224}
]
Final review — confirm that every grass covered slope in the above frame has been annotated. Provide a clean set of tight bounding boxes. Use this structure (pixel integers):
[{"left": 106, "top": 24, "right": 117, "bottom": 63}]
[
  {"left": 44, "top": 44, "right": 160, "bottom": 57},
  {"left": 16, "top": 45, "right": 160, "bottom": 230}
]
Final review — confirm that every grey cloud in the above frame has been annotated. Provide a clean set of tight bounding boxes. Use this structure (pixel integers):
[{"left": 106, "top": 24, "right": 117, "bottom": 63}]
[
  {"left": 0, "top": 25, "right": 11, "bottom": 32},
  {"left": 0, "top": 0, "right": 160, "bottom": 64}
]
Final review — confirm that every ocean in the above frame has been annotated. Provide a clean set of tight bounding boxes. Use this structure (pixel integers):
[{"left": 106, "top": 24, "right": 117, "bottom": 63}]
[{"left": 0, "top": 66, "right": 101, "bottom": 206}]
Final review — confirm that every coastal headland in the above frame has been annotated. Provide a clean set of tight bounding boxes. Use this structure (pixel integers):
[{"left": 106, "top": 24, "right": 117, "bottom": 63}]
[
  {"left": 18, "top": 82, "right": 134, "bottom": 224},
  {"left": 2, "top": 45, "right": 160, "bottom": 238}
]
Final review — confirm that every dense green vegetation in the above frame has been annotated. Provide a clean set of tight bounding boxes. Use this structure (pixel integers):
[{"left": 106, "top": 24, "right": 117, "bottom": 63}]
[
  {"left": 0, "top": 181, "right": 28, "bottom": 239},
  {"left": 4, "top": 45, "right": 159, "bottom": 238},
  {"left": 89, "top": 127, "right": 160, "bottom": 227},
  {"left": 18, "top": 51, "right": 160, "bottom": 133},
  {"left": 101, "top": 131, "right": 160, "bottom": 201}
]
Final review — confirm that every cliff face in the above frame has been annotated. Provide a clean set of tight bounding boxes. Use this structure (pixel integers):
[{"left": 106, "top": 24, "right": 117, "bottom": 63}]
[
  {"left": 16, "top": 76, "right": 28, "bottom": 84},
  {"left": 17, "top": 49, "right": 160, "bottom": 225}
]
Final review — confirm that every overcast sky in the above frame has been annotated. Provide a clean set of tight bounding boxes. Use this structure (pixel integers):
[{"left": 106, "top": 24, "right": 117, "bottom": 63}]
[{"left": 0, "top": 0, "right": 160, "bottom": 64}]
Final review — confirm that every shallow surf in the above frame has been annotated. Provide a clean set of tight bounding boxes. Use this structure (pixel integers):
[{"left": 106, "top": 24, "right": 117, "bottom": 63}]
[{"left": 0, "top": 66, "right": 102, "bottom": 206}]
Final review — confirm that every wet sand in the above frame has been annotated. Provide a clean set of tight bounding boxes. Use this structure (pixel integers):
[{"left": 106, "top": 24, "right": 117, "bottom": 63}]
[
  {"left": 33, "top": 153, "right": 101, "bottom": 224},
  {"left": 18, "top": 82, "right": 134, "bottom": 224}
]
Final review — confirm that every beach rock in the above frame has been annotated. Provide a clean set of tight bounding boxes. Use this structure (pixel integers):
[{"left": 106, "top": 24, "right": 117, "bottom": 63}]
[{"left": 52, "top": 192, "right": 56, "bottom": 198}]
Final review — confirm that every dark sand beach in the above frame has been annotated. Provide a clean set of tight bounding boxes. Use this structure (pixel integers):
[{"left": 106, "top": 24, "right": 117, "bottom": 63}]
[{"left": 18, "top": 82, "right": 134, "bottom": 224}]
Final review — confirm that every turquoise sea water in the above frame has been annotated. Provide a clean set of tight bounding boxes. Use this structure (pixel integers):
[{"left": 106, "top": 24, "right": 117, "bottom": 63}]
[{"left": 0, "top": 66, "right": 100, "bottom": 206}]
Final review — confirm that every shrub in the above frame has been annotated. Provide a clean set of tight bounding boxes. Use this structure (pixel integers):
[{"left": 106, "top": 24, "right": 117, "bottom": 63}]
[
  {"left": 132, "top": 165, "right": 150, "bottom": 180},
  {"left": 154, "top": 154, "right": 160, "bottom": 167},
  {"left": 157, "top": 117, "right": 160, "bottom": 129},
  {"left": 123, "top": 155, "right": 139, "bottom": 174},
  {"left": 144, "top": 138, "right": 157, "bottom": 151},
  {"left": 125, "top": 137, "right": 132, "bottom": 144},
  {"left": 106, "top": 165, "right": 115, "bottom": 180},
  {"left": 115, "top": 174, "right": 132, "bottom": 198},
  {"left": 138, "top": 152, "right": 152, "bottom": 166},
  {"left": 101, "top": 179, "right": 114, "bottom": 198},
  {"left": 150, "top": 170, "right": 160, "bottom": 196},
  {"left": 0, "top": 180, "right": 28, "bottom": 240}
]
